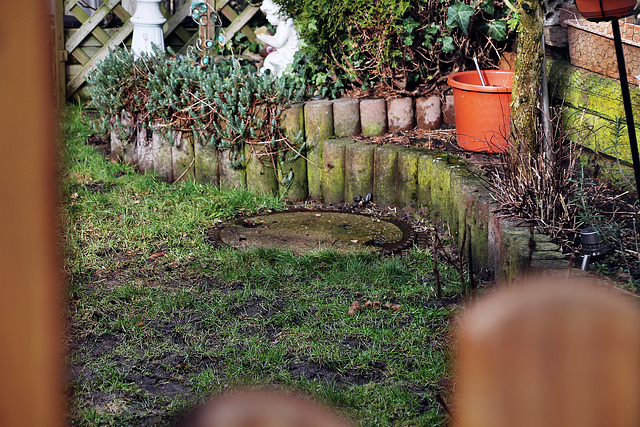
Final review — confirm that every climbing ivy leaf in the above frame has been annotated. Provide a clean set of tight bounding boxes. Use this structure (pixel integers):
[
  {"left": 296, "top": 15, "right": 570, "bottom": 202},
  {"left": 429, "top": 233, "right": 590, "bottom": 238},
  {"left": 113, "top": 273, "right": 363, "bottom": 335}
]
[
  {"left": 422, "top": 23, "right": 440, "bottom": 48},
  {"left": 439, "top": 36, "right": 455, "bottom": 53},
  {"left": 307, "top": 19, "right": 318, "bottom": 32},
  {"left": 479, "top": 20, "right": 507, "bottom": 41},
  {"left": 403, "top": 16, "right": 421, "bottom": 46},
  {"left": 480, "top": 0, "right": 495, "bottom": 15},
  {"left": 403, "top": 16, "right": 421, "bottom": 33},
  {"left": 447, "top": 2, "right": 475, "bottom": 35},
  {"left": 507, "top": 13, "right": 521, "bottom": 31}
]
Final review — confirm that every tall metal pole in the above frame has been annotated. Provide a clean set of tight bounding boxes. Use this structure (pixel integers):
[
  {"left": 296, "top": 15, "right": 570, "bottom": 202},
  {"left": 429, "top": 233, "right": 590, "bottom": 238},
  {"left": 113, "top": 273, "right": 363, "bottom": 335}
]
[{"left": 610, "top": 19, "right": 640, "bottom": 197}]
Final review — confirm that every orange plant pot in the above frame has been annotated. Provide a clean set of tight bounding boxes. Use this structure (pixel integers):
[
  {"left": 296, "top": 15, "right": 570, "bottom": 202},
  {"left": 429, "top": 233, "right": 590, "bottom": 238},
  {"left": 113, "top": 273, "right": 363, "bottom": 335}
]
[
  {"left": 575, "top": 0, "right": 636, "bottom": 22},
  {"left": 447, "top": 70, "right": 514, "bottom": 153}
]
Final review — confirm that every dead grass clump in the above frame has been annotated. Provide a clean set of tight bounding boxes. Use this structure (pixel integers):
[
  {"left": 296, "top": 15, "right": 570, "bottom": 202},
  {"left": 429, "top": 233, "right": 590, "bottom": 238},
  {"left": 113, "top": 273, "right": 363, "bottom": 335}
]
[{"left": 490, "top": 120, "right": 580, "bottom": 241}]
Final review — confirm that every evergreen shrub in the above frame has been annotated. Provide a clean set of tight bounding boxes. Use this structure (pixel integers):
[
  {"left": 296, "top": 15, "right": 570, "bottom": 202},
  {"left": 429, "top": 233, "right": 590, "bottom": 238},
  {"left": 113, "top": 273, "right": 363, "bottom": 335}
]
[
  {"left": 274, "top": 0, "right": 514, "bottom": 94},
  {"left": 87, "top": 47, "right": 305, "bottom": 174}
]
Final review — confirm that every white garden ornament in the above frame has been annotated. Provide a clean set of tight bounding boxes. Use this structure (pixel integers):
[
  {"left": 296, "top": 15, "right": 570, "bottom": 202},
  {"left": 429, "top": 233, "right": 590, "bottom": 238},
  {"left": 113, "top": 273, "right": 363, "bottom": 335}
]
[
  {"left": 131, "top": 0, "right": 166, "bottom": 58},
  {"left": 256, "top": 0, "right": 299, "bottom": 77}
]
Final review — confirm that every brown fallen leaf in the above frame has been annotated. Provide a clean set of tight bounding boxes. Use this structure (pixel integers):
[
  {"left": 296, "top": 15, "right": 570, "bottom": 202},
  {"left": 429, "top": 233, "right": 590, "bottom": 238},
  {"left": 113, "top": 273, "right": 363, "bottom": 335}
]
[
  {"left": 364, "top": 300, "right": 373, "bottom": 308},
  {"left": 384, "top": 302, "right": 393, "bottom": 310},
  {"left": 373, "top": 301, "right": 382, "bottom": 309},
  {"left": 348, "top": 301, "right": 361, "bottom": 316},
  {"left": 390, "top": 304, "right": 402, "bottom": 311}
]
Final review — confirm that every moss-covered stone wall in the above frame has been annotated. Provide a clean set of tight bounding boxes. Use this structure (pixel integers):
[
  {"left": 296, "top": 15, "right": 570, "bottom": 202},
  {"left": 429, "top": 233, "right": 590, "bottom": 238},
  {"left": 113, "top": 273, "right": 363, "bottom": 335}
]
[{"left": 548, "top": 59, "right": 640, "bottom": 159}]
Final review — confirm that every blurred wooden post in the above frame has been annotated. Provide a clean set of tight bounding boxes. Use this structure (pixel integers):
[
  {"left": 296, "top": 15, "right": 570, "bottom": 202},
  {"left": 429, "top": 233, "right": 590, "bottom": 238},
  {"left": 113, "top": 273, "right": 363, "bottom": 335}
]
[
  {"left": 456, "top": 280, "right": 640, "bottom": 427},
  {"left": 53, "top": 0, "right": 66, "bottom": 106},
  {"left": 0, "top": 1, "right": 63, "bottom": 426}
]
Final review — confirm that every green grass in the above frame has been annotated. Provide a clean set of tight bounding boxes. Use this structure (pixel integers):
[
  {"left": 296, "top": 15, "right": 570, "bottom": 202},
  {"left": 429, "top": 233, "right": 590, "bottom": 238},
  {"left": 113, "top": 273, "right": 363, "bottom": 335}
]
[{"left": 62, "top": 105, "right": 462, "bottom": 426}]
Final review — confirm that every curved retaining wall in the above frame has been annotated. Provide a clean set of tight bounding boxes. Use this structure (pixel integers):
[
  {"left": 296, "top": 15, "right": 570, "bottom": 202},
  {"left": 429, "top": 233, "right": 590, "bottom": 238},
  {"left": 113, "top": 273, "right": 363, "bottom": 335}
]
[{"left": 110, "top": 97, "right": 567, "bottom": 282}]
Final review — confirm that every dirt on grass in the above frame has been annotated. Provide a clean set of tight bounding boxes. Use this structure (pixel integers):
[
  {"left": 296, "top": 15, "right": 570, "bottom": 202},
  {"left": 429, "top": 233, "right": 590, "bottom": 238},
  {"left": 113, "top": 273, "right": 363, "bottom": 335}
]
[{"left": 66, "top": 255, "right": 457, "bottom": 425}]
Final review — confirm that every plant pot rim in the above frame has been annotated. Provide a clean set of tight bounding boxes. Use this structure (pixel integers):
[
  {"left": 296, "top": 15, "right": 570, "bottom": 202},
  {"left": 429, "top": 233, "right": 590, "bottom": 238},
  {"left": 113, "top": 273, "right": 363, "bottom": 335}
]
[
  {"left": 574, "top": 0, "right": 637, "bottom": 22},
  {"left": 447, "top": 70, "right": 514, "bottom": 94}
]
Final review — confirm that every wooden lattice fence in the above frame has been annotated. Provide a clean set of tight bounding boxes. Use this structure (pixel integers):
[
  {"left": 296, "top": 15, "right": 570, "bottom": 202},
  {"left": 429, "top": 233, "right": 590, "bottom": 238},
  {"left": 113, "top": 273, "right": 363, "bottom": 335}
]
[{"left": 54, "top": 0, "right": 262, "bottom": 102}]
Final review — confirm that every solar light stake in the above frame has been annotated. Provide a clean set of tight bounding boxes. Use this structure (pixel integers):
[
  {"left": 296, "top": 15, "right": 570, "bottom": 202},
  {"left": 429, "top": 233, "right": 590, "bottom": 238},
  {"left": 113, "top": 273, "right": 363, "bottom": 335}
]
[{"left": 580, "top": 227, "right": 606, "bottom": 270}]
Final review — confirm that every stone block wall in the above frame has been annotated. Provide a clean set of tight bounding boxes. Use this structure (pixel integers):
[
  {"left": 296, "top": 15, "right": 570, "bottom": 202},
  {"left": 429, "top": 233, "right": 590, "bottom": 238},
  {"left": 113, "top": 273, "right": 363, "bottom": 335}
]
[{"left": 548, "top": 59, "right": 638, "bottom": 192}]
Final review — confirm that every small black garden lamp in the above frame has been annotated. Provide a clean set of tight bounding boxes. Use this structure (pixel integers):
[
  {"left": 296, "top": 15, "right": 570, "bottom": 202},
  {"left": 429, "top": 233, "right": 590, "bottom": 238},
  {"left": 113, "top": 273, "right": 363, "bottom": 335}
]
[{"left": 580, "top": 227, "right": 607, "bottom": 270}]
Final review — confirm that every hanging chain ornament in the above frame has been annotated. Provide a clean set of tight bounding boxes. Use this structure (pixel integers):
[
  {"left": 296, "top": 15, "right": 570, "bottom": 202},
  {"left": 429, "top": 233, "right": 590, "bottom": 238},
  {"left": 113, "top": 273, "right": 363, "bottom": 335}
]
[{"left": 190, "top": 1, "right": 223, "bottom": 66}]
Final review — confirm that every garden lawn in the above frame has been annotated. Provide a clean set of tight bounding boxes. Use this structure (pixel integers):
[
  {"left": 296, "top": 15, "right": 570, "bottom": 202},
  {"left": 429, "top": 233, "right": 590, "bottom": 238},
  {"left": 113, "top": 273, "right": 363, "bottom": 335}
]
[{"left": 62, "top": 106, "right": 462, "bottom": 426}]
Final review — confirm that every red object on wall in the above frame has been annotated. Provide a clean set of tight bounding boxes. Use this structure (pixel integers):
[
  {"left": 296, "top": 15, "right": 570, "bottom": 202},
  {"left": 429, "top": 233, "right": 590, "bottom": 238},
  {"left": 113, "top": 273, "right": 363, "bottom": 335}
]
[
  {"left": 447, "top": 70, "right": 514, "bottom": 153},
  {"left": 574, "top": 0, "right": 636, "bottom": 22}
]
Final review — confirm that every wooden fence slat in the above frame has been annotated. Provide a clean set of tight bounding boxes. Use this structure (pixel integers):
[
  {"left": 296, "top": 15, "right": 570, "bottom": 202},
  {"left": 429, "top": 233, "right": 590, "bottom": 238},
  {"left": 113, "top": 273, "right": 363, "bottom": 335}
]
[
  {"left": 54, "top": 0, "right": 66, "bottom": 105},
  {"left": 66, "top": 28, "right": 190, "bottom": 50},
  {"left": 66, "top": 64, "right": 84, "bottom": 75},
  {"left": 69, "top": 45, "right": 92, "bottom": 64},
  {"left": 160, "top": 3, "right": 191, "bottom": 43},
  {"left": 61, "top": 0, "right": 265, "bottom": 98},
  {"left": 64, "top": 0, "right": 79, "bottom": 15},
  {"left": 111, "top": 4, "right": 132, "bottom": 22},
  {"left": 163, "top": 1, "right": 193, "bottom": 40},
  {"left": 178, "top": 32, "right": 200, "bottom": 55},
  {"left": 67, "top": 6, "right": 102, "bottom": 65},
  {"left": 67, "top": 20, "right": 134, "bottom": 95},
  {"left": 173, "top": 26, "right": 193, "bottom": 44},
  {"left": 66, "top": 28, "right": 119, "bottom": 46},
  {"left": 221, "top": 5, "right": 259, "bottom": 44},
  {"left": 216, "top": 0, "right": 231, "bottom": 10},
  {"left": 220, "top": 5, "right": 257, "bottom": 42},
  {"left": 66, "top": 0, "right": 121, "bottom": 53},
  {"left": 69, "top": 6, "right": 111, "bottom": 47}
]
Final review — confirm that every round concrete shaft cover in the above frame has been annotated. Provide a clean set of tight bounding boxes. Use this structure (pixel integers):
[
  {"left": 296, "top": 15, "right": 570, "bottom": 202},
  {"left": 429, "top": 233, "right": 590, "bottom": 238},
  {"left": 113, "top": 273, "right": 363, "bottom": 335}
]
[{"left": 218, "top": 211, "right": 406, "bottom": 254}]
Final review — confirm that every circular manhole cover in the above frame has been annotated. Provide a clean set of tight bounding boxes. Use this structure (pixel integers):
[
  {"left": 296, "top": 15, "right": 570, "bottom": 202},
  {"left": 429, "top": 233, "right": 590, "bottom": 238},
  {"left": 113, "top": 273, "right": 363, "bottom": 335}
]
[{"left": 209, "top": 209, "right": 421, "bottom": 255}]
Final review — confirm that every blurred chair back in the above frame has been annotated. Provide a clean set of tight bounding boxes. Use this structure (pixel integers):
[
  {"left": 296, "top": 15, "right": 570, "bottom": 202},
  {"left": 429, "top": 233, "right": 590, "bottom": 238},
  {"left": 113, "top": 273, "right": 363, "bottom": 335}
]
[{"left": 456, "top": 279, "right": 640, "bottom": 427}]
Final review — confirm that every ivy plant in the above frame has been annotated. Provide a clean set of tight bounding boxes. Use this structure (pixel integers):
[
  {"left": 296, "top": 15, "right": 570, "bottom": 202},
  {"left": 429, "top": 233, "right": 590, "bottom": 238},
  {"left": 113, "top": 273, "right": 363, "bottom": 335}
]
[{"left": 273, "top": 0, "right": 515, "bottom": 95}]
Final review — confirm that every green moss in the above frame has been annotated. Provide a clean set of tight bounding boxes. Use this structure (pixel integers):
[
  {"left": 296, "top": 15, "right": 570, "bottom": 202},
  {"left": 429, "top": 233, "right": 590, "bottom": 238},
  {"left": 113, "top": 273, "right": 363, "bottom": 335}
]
[
  {"left": 345, "top": 142, "right": 374, "bottom": 202},
  {"left": 322, "top": 139, "right": 350, "bottom": 204},
  {"left": 305, "top": 101, "right": 334, "bottom": 198},
  {"left": 549, "top": 59, "right": 640, "bottom": 165},
  {"left": 194, "top": 139, "right": 219, "bottom": 185},
  {"left": 219, "top": 150, "right": 246, "bottom": 189},
  {"left": 245, "top": 145, "right": 279, "bottom": 196},
  {"left": 361, "top": 120, "right": 387, "bottom": 137},
  {"left": 279, "top": 104, "right": 308, "bottom": 201},
  {"left": 373, "top": 145, "right": 399, "bottom": 207},
  {"left": 397, "top": 149, "right": 419, "bottom": 207},
  {"left": 429, "top": 159, "right": 454, "bottom": 227},
  {"left": 417, "top": 153, "right": 433, "bottom": 207},
  {"left": 172, "top": 132, "right": 195, "bottom": 182}
]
